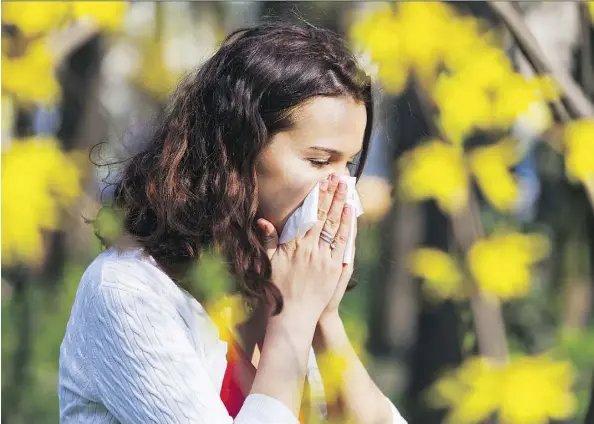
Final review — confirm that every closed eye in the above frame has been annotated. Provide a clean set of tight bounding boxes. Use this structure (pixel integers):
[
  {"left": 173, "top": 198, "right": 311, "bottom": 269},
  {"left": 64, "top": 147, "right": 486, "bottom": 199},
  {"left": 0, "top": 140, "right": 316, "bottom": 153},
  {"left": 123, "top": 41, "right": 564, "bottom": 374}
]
[
  {"left": 309, "top": 159, "right": 330, "bottom": 168},
  {"left": 309, "top": 159, "right": 357, "bottom": 173}
]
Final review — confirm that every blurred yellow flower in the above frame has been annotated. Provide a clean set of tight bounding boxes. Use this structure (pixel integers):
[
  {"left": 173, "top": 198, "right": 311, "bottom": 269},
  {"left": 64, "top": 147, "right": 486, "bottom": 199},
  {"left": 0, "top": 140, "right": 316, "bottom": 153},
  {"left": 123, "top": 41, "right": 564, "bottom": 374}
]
[
  {"left": 409, "top": 248, "right": 464, "bottom": 300},
  {"left": 430, "top": 357, "right": 501, "bottom": 424},
  {"left": 433, "top": 48, "right": 555, "bottom": 144},
  {"left": 468, "top": 140, "right": 520, "bottom": 212},
  {"left": 441, "top": 17, "right": 490, "bottom": 72},
  {"left": 351, "top": 2, "right": 459, "bottom": 92},
  {"left": 499, "top": 355, "right": 576, "bottom": 424},
  {"left": 132, "top": 38, "right": 182, "bottom": 100},
  {"left": 2, "top": 137, "right": 82, "bottom": 265},
  {"left": 71, "top": 1, "right": 129, "bottom": 32},
  {"left": 204, "top": 294, "right": 248, "bottom": 342},
  {"left": 2, "top": 94, "right": 15, "bottom": 144},
  {"left": 433, "top": 74, "right": 493, "bottom": 145},
  {"left": 355, "top": 176, "right": 392, "bottom": 222},
  {"left": 468, "top": 232, "right": 550, "bottom": 299},
  {"left": 350, "top": 4, "right": 400, "bottom": 64},
  {"left": 376, "top": 61, "right": 409, "bottom": 94},
  {"left": 2, "top": 38, "right": 60, "bottom": 104},
  {"left": 431, "top": 355, "right": 576, "bottom": 424},
  {"left": 493, "top": 74, "right": 555, "bottom": 130},
  {"left": 2, "top": 2, "right": 71, "bottom": 36},
  {"left": 564, "top": 119, "right": 594, "bottom": 185},
  {"left": 588, "top": 2, "right": 594, "bottom": 23},
  {"left": 350, "top": 4, "right": 409, "bottom": 94},
  {"left": 399, "top": 140, "right": 469, "bottom": 214},
  {"left": 316, "top": 350, "right": 349, "bottom": 405},
  {"left": 342, "top": 316, "right": 369, "bottom": 363},
  {"left": 351, "top": 4, "right": 559, "bottom": 142},
  {"left": 394, "top": 2, "right": 455, "bottom": 85},
  {"left": 515, "top": 101, "right": 554, "bottom": 138},
  {"left": 93, "top": 207, "right": 124, "bottom": 244}
]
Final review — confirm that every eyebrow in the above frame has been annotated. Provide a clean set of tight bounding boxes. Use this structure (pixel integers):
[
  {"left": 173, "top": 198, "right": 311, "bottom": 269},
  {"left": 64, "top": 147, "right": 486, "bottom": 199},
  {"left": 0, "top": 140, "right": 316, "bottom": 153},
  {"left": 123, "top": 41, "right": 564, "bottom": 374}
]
[{"left": 308, "top": 146, "right": 362, "bottom": 160}]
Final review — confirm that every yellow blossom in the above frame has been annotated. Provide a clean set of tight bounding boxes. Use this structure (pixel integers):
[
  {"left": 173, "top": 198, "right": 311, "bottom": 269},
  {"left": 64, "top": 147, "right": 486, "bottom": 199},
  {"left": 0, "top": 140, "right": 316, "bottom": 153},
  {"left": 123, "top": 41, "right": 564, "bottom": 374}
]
[
  {"left": 432, "top": 47, "right": 551, "bottom": 144},
  {"left": 316, "top": 350, "right": 349, "bottom": 405},
  {"left": 1, "top": 38, "right": 60, "bottom": 104},
  {"left": 351, "top": 4, "right": 559, "bottom": 143},
  {"left": 2, "top": 137, "right": 82, "bottom": 265},
  {"left": 515, "top": 101, "right": 554, "bottom": 138},
  {"left": 2, "top": 94, "right": 15, "bottom": 144},
  {"left": 468, "top": 140, "right": 520, "bottom": 212},
  {"left": 433, "top": 74, "right": 493, "bottom": 145},
  {"left": 393, "top": 2, "right": 456, "bottom": 85},
  {"left": 189, "top": 249, "right": 233, "bottom": 300},
  {"left": 441, "top": 17, "right": 490, "bottom": 72},
  {"left": 430, "top": 357, "right": 501, "bottom": 424},
  {"left": 350, "top": 4, "right": 400, "bottom": 64},
  {"left": 398, "top": 140, "right": 469, "bottom": 214},
  {"left": 355, "top": 176, "right": 392, "bottom": 222},
  {"left": 376, "top": 61, "right": 409, "bottom": 94},
  {"left": 71, "top": 1, "right": 129, "bottom": 32},
  {"left": 343, "top": 317, "right": 369, "bottom": 362},
  {"left": 132, "top": 38, "right": 182, "bottom": 100},
  {"left": 204, "top": 294, "right": 248, "bottom": 342},
  {"left": 467, "top": 232, "right": 550, "bottom": 299},
  {"left": 499, "top": 355, "right": 576, "bottom": 424},
  {"left": 456, "top": 47, "right": 515, "bottom": 92},
  {"left": 93, "top": 207, "right": 124, "bottom": 244},
  {"left": 431, "top": 355, "right": 576, "bottom": 424},
  {"left": 564, "top": 119, "right": 594, "bottom": 185},
  {"left": 350, "top": 4, "right": 409, "bottom": 94},
  {"left": 492, "top": 74, "right": 553, "bottom": 129},
  {"left": 352, "top": 2, "right": 558, "bottom": 145},
  {"left": 2, "top": 2, "right": 71, "bottom": 36},
  {"left": 409, "top": 248, "right": 464, "bottom": 300}
]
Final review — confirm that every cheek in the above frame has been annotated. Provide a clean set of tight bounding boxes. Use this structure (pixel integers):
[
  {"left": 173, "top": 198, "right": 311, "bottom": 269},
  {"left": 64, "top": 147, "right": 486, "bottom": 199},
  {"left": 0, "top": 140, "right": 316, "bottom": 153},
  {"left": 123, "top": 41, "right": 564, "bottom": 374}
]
[{"left": 256, "top": 156, "right": 323, "bottom": 222}]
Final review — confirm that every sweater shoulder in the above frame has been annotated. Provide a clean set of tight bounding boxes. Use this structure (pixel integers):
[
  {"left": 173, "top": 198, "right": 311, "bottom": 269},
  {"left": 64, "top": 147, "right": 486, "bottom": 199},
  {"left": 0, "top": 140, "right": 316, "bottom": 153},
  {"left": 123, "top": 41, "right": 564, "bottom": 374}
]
[{"left": 81, "top": 248, "right": 183, "bottom": 302}]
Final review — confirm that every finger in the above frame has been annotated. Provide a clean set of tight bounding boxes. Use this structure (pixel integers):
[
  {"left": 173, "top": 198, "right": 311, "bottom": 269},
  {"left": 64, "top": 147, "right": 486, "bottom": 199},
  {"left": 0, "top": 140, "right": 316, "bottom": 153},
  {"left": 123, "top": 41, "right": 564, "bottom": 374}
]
[
  {"left": 338, "top": 261, "right": 354, "bottom": 290},
  {"left": 307, "top": 173, "right": 339, "bottom": 239},
  {"left": 256, "top": 218, "right": 279, "bottom": 259},
  {"left": 329, "top": 203, "right": 352, "bottom": 259},
  {"left": 320, "top": 180, "right": 347, "bottom": 240}
]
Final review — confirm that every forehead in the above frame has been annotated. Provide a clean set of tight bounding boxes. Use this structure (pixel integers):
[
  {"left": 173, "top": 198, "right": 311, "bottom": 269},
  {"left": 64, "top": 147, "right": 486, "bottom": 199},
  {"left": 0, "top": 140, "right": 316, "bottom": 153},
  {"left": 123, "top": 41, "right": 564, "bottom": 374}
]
[{"left": 287, "top": 96, "right": 367, "bottom": 155}]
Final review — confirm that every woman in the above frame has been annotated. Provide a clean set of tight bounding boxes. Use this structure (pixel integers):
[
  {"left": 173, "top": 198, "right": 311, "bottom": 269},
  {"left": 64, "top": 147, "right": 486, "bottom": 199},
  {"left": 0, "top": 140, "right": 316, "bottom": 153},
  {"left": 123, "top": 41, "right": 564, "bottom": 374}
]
[{"left": 59, "top": 21, "right": 407, "bottom": 424}]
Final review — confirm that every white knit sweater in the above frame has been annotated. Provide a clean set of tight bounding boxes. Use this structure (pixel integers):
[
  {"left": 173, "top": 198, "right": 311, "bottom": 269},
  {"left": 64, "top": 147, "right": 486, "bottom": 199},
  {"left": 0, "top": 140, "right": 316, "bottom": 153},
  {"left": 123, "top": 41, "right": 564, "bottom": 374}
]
[{"left": 59, "top": 248, "right": 407, "bottom": 423}]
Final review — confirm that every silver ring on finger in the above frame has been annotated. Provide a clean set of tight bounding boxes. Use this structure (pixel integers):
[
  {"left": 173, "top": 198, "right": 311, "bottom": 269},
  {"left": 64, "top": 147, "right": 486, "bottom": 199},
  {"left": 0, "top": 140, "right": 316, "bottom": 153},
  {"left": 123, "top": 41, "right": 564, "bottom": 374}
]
[{"left": 320, "top": 231, "right": 337, "bottom": 250}]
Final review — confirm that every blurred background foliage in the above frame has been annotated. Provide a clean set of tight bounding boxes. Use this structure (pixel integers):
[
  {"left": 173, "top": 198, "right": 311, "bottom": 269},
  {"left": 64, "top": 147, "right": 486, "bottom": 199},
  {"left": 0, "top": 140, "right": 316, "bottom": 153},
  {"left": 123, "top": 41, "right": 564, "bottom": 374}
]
[{"left": 2, "top": 2, "right": 594, "bottom": 424}]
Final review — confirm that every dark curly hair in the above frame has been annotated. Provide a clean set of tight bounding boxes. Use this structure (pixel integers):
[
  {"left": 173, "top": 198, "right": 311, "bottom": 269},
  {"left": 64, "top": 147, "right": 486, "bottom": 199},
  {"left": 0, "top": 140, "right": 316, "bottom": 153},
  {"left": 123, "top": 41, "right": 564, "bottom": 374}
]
[{"left": 103, "top": 21, "right": 374, "bottom": 313}]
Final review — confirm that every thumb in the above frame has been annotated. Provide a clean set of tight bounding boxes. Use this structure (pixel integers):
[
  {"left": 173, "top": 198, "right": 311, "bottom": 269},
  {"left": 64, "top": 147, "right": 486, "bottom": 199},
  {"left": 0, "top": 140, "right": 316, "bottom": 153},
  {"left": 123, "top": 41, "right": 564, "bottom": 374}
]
[{"left": 257, "top": 218, "right": 278, "bottom": 259}]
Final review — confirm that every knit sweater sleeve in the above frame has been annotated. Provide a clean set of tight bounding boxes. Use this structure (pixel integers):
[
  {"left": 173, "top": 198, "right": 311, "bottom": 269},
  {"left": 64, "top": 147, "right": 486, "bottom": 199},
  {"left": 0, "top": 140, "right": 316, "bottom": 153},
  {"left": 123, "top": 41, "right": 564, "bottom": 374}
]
[{"left": 87, "top": 265, "right": 299, "bottom": 424}]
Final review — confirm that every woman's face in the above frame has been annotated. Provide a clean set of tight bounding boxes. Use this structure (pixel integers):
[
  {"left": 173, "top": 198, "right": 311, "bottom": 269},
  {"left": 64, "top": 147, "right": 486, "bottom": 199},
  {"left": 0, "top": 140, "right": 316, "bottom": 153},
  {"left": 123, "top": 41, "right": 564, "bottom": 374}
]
[{"left": 256, "top": 95, "right": 367, "bottom": 233}]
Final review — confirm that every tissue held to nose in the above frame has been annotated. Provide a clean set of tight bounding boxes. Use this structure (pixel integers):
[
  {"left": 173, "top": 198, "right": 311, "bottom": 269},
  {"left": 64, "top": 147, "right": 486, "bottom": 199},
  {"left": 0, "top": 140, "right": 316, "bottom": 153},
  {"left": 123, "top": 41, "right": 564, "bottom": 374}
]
[{"left": 279, "top": 175, "right": 363, "bottom": 263}]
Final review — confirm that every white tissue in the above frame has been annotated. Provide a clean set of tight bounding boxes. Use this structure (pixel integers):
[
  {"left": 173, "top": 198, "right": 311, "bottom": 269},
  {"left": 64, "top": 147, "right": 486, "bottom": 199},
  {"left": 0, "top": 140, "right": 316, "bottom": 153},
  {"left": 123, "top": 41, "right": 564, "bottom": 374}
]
[{"left": 279, "top": 175, "right": 363, "bottom": 263}]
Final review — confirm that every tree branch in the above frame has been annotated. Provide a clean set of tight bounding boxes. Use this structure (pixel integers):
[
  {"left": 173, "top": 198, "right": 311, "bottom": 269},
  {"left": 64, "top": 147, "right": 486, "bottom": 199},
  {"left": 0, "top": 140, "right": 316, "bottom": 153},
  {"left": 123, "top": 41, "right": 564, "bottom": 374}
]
[
  {"left": 488, "top": 2, "right": 594, "bottom": 119},
  {"left": 579, "top": 2, "right": 594, "bottom": 98}
]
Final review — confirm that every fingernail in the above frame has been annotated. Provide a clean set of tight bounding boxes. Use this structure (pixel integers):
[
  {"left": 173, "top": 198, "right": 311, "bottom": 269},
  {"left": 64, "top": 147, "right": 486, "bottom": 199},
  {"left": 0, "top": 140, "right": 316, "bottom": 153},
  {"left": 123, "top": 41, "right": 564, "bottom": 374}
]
[
  {"left": 330, "top": 174, "right": 339, "bottom": 184},
  {"left": 320, "top": 180, "right": 329, "bottom": 191},
  {"left": 343, "top": 205, "right": 351, "bottom": 215},
  {"left": 338, "top": 181, "right": 347, "bottom": 193},
  {"left": 257, "top": 219, "right": 268, "bottom": 233}
]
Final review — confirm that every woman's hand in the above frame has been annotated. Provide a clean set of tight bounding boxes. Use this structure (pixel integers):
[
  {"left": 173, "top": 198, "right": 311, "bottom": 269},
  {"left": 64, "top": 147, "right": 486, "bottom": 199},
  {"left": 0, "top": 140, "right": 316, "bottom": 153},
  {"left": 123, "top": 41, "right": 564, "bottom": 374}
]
[
  {"left": 320, "top": 219, "right": 356, "bottom": 322},
  {"left": 256, "top": 173, "right": 354, "bottom": 322}
]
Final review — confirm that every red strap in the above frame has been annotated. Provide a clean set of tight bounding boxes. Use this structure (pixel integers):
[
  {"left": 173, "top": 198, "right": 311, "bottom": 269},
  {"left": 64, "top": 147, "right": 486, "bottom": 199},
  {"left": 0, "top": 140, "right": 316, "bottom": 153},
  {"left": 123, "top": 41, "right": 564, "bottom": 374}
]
[
  {"left": 220, "top": 339, "right": 306, "bottom": 422},
  {"left": 220, "top": 342, "right": 245, "bottom": 418}
]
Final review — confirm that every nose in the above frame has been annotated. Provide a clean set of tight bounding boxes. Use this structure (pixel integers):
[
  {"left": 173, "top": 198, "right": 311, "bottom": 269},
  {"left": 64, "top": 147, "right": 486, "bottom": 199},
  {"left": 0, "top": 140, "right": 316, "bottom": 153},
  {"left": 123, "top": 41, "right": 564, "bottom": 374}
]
[{"left": 328, "top": 165, "right": 350, "bottom": 179}]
